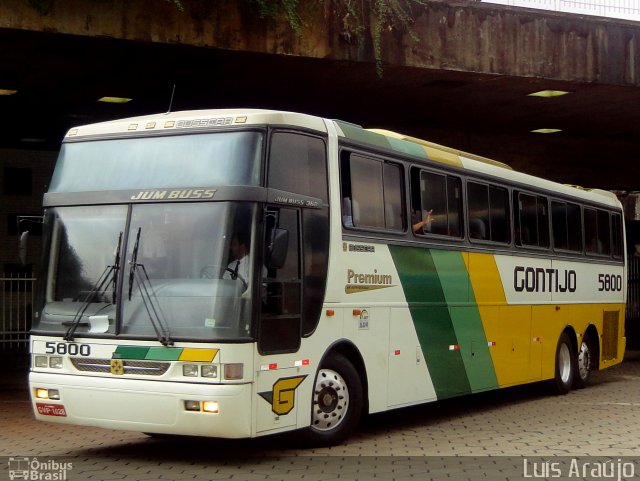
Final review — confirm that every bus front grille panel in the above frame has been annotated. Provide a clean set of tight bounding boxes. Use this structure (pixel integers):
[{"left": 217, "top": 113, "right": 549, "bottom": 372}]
[
  {"left": 70, "top": 358, "right": 170, "bottom": 376},
  {"left": 602, "top": 311, "right": 620, "bottom": 361}
]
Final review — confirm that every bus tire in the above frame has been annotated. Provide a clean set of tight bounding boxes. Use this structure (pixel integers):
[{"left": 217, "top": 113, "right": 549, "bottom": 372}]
[
  {"left": 573, "top": 334, "right": 593, "bottom": 389},
  {"left": 552, "top": 332, "right": 575, "bottom": 395},
  {"left": 302, "top": 353, "right": 363, "bottom": 446}
]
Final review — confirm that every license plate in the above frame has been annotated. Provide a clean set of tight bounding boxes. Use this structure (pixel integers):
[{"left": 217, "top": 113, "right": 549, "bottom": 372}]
[{"left": 36, "top": 403, "right": 67, "bottom": 417}]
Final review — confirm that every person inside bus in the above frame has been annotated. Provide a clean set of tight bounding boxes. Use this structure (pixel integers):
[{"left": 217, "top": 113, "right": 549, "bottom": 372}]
[
  {"left": 412, "top": 209, "right": 433, "bottom": 234},
  {"left": 223, "top": 232, "right": 268, "bottom": 283}
]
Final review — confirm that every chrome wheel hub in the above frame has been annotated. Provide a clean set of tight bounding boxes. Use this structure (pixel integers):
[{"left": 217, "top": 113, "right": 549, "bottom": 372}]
[
  {"left": 578, "top": 341, "right": 591, "bottom": 380},
  {"left": 311, "top": 368, "right": 349, "bottom": 432},
  {"left": 558, "top": 343, "right": 572, "bottom": 384}
]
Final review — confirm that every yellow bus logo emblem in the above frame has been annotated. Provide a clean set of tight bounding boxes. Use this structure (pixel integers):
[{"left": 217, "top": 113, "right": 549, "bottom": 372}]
[
  {"left": 259, "top": 375, "right": 307, "bottom": 416},
  {"left": 110, "top": 359, "right": 124, "bottom": 375}
]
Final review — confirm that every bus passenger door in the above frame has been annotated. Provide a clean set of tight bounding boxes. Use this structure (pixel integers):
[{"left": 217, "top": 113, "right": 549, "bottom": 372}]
[{"left": 256, "top": 206, "right": 304, "bottom": 433}]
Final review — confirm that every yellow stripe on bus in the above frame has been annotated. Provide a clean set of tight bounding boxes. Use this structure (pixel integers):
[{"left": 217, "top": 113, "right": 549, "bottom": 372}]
[{"left": 178, "top": 348, "right": 219, "bottom": 362}]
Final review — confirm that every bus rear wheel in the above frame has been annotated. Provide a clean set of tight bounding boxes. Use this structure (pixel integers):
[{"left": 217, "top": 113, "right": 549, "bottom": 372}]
[
  {"left": 302, "top": 354, "right": 363, "bottom": 446},
  {"left": 573, "top": 334, "right": 593, "bottom": 389},
  {"left": 552, "top": 332, "right": 575, "bottom": 395}
]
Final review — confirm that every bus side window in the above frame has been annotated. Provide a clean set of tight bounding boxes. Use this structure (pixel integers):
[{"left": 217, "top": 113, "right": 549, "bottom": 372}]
[
  {"left": 585, "top": 207, "right": 610, "bottom": 256},
  {"left": 467, "top": 181, "right": 510, "bottom": 243},
  {"left": 341, "top": 152, "right": 405, "bottom": 231},
  {"left": 268, "top": 132, "right": 328, "bottom": 202},
  {"left": 515, "top": 192, "right": 549, "bottom": 248},
  {"left": 410, "top": 167, "right": 463, "bottom": 238}
]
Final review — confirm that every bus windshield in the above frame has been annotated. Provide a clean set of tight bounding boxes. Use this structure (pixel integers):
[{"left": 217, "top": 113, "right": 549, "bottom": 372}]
[
  {"left": 35, "top": 202, "right": 258, "bottom": 341},
  {"left": 49, "top": 131, "right": 263, "bottom": 192}
]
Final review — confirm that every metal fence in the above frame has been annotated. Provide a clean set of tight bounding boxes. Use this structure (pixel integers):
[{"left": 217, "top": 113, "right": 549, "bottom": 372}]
[
  {"left": 1, "top": 273, "right": 36, "bottom": 350},
  {"left": 481, "top": 0, "right": 640, "bottom": 20}
]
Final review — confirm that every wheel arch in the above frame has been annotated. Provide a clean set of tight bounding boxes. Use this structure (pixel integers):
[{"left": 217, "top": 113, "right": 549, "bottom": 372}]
[
  {"left": 319, "top": 340, "right": 370, "bottom": 415},
  {"left": 583, "top": 324, "right": 601, "bottom": 371}
]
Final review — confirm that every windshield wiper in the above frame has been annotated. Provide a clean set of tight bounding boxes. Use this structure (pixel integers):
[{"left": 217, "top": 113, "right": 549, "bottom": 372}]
[
  {"left": 112, "top": 231, "right": 123, "bottom": 304},
  {"left": 127, "top": 227, "right": 173, "bottom": 346},
  {"left": 64, "top": 233, "right": 121, "bottom": 341},
  {"left": 128, "top": 227, "right": 141, "bottom": 301}
]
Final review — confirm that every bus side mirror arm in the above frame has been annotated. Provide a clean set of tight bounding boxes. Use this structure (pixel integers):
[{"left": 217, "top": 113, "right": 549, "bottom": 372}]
[{"left": 19, "top": 230, "right": 29, "bottom": 266}]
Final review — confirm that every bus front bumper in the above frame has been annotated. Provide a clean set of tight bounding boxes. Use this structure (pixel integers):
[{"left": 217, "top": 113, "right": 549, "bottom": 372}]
[{"left": 29, "top": 371, "right": 253, "bottom": 438}]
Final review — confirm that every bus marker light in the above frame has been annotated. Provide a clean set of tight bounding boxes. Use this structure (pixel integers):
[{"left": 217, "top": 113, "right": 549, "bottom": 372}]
[
  {"left": 487, "top": 342, "right": 496, "bottom": 347},
  {"left": 34, "top": 356, "right": 48, "bottom": 368},
  {"left": 326, "top": 309, "right": 335, "bottom": 317},
  {"left": 449, "top": 345, "right": 460, "bottom": 351},
  {"left": 128, "top": 123, "right": 138, "bottom": 131},
  {"left": 182, "top": 364, "right": 198, "bottom": 377},
  {"left": 164, "top": 121, "right": 176, "bottom": 128},
  {"left": 145, "top": 122, "right": 156, "bottom": 129},
  {"left": 224, "top": 363, "right": 244, "bottom": 379},
  {"left": 202, "top": 401, "right": 219, "bottom": 414},
  {"left": 294, "top": 359, "right": 310, "bottom": 367},
  {"left": 35, "top": 388, "right": 49, "bottom": 399},
  {"left": 184, "top": 400, "right": 200, "bottom": 411},
  {"left": 533, "top": 337, "right": 542, "bottom": 343},
  {"left": 353, "top": 309, "right": 362, "bottom": 316},
  {"left": 49, "top": 356, "right": 63, "bottom": 369}
]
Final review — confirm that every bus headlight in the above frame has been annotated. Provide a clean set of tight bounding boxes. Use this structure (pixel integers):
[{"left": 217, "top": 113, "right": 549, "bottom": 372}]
[
  {"left": 49, "top": 357, "right": 63, "bottom": 369},
  {"left": 34, "top": 388, "right": 60, "bottom": 400},
  {"left": 34, "top": 356, "right": 48, "bottom": 368},
  {"left": 182, "top": 364, "right": 198, "bottom": 377},
  {"left": 201, "top": 365, "right": 217, "bottom": 378},
  {"left": 202, "top": 401, "right": 219, "bottom": 414},
  {"left": 35, "top": 388, "right": 49, "bottom": 399}
]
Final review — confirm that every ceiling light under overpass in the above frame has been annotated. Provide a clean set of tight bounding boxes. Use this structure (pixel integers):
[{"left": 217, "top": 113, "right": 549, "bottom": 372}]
[
  {"left": 531, "top": 128, "right": 562, "bottom": 134},
  {"left": 98, "top": 96, "right": 132, "bottom": 104},
  {"left": 527, "top": 90, "right": 570, "bottom": 98},
  {"left": 0, "top": 89, "right": 17, "bottom": 95}
]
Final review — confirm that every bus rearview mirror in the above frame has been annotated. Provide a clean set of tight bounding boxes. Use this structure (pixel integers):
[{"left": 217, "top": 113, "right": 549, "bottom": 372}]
[{"left": 266, "top": 228, "right": 289, "bottom": 269}]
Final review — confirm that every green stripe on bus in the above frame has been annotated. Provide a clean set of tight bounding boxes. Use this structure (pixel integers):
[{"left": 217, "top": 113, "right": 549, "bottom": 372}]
[
  {"left": 430, "top": 250, "right": 498, "bottom": 392},
  {"left": 113, "top": 346, "right": 150, "bottom": 360},
  {"left": 145, "top": 347, "right": 183, "bottom": 361},
  {"left": 389, "top": 245, "right": 471, "bottom": 399},
  {"left": 335, "top": 121, "right": 393, "bottom": 149},
  {"left": 385, "top": 137, "right": 429, "bottom": 160}
]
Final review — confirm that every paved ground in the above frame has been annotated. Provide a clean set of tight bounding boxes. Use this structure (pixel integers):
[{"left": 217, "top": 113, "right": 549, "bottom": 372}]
[{"left": 1, "top": 350, "right": 639, "bottom": 480}]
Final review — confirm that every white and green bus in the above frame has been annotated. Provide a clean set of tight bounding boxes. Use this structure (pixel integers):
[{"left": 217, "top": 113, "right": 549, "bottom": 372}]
[{"left": 30, "top": 109, "right": 626, "bottom": 445}]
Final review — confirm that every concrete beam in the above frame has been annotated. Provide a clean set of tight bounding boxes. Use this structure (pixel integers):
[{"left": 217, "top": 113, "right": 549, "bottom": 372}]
[{"left": 2, "top": 0, "right": 640, "bottom": 86}]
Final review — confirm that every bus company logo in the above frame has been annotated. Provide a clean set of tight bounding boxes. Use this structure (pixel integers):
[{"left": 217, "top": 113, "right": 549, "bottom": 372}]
[
  {"left": 8, "top": 457, "right": 73, "bottom": 480},
  {"left": 176, "top": 117, "right": 234, "bottom": 128},
  {"left": 258, "top": 375, "right": 307, "bottom": 416},
  {"left": 130, "top": 189, "right": 216, "bottom": 201},
  {"left": 110, "top": 359, "right": 124, "bottom": 375},
  {"left": 345, "top": 268, "right": 395, "bottom": 294}
]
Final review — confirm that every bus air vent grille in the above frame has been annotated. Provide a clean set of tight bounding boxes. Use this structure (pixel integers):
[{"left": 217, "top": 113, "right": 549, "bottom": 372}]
[
  {"left": 601, "top": 311, "right": 620, "bottom": 361},
  {"left": 70, "top": 358, "right": 170, "bottom": 376}
]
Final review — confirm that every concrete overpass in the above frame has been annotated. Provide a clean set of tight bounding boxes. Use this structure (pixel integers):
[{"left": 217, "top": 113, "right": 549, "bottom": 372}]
[{"left": 1, "top": 0, "right": 640, "bottom": 189}]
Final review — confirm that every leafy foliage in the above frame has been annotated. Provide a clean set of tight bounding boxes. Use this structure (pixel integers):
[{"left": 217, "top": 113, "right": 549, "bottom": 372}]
[{"left": 23, "top": 0, "right": 427, "bottom": 76}]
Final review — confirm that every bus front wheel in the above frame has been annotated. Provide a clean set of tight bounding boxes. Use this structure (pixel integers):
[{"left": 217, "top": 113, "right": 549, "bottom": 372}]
[
  {"left": 302, "top": 354, "right": 363, "bottom": 446},
  {"left": 552, "top": 332, "right": 575, "bottom": 395}
]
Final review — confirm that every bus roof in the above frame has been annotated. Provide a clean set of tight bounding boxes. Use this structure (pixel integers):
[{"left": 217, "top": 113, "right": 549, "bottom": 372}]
[{"left": 64, "top": 108, "right": 620, "bottom": 209}]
